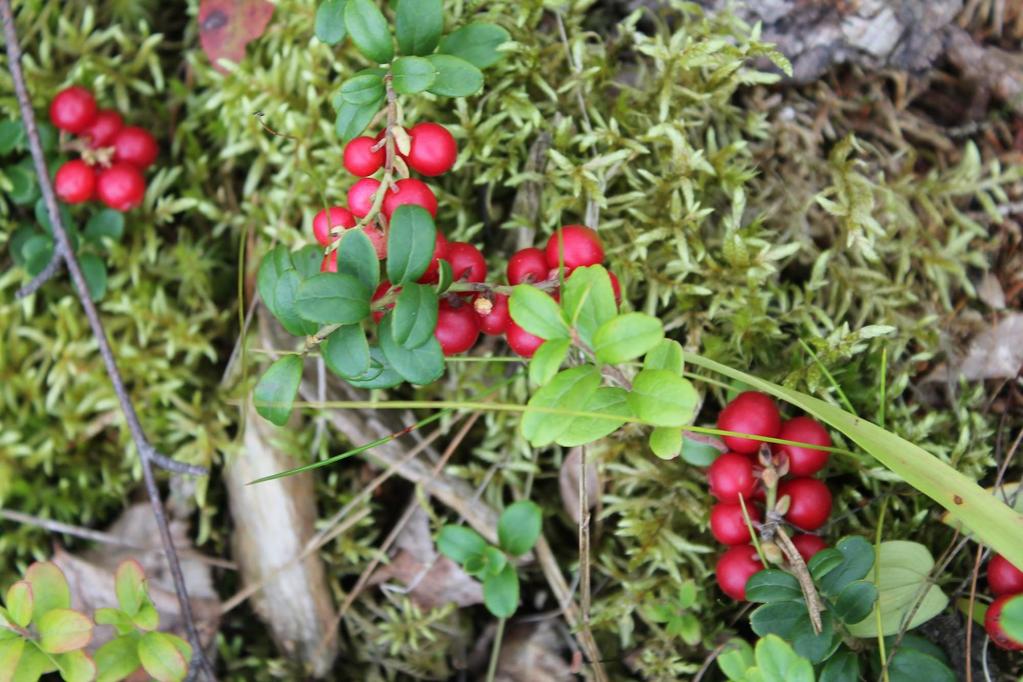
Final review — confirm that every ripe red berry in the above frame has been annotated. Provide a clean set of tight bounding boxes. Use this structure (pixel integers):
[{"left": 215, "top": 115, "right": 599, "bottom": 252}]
[
  {"left": 113, "top": 127, "right": 158, "bottom": 169},
  {"left": 608, "top": 270, "right": 622, "bottom": 305},
  {"left": 790, "top": 534, "right": 828, "bottom": 562},
  {"left": 49, "top": 86, "right": 97, "bottom": 133},
  {"left": 348, "top": 178, "right": 381, "bottom": 218},
  {"left": 312, "top": 206, "right": 356, "bottom": 246},
  {"left": 435, "top": 301, "right": 480, "bottom": 355},
  {"left": 418, "top": 232, "right": 449, "bottom": 283},
  {"left": 364, "top": 226, "right": 387, "bottom": 260},
  {"left": 773, "top": 416, "right": 832, "bottom": 477},
  {"left": 382, "top": 178, "right": 437, "bottom": 219},
  {"left": 321, "top": 251, "right": 337, "bottom": 273},
  {"left": 83, "top": 109, "right": 123, "bottom": 148},
  {"left": 507, "top": 247, "right": 549, "bottom": 285},
  {"left": 343, "top": 136, "right": 385, "bottom": 177},
  {"left": 96, "top": 163, "right": 146, "bottom": 211},
  {"left": 474, "top": 294, "right": 510, "bottom": 336},
  {"left": 779, "top": 478, "right": 832, "bottom": 531},
  {"left": 445, "top": 241, "right": 486, "bottom": 283},
  {"left": 544, "top": 225, "right": 604, "bottom": 272},
  {"left": 371, "top": 281, "right": 394, "bottom": 323},
  {"left": 985, "top": 594, "right": 1023, "bottom": 651},
  {"left": 716, "top": 545, "right": 764, "bottom": 601},
  {"left": 506, "top": 321, "right": 544, "bottom": 358},
  {"left": 405, "top": 122, "right": 457, "bottom": 176},
  {"left": 989, "top": 554, "right": 1023, "bottom": 597},
  {"left": 710, "top": 502, "right": 761, "bottom": 546},
  {"left": 717, "top": 391, "right": 782, "bottom": 455},
  {"left": 707, "top": 452, "right": 757, "bottom": 503},
  {"left": 54, "top": 160, "right": 96, "bottom": 204}
]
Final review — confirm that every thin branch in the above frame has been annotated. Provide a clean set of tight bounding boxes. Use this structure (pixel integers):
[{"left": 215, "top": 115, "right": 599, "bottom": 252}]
[
  {"left": 0, "top": 4, "right": 214, "bottom": 678},
  {"left": 15, "top": 244, "right": 64, "bottom": 298}
]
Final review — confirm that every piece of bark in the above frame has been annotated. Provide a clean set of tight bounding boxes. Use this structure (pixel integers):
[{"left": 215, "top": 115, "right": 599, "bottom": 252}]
[
  {"left": 559, "top": 448, "right": 599, "bottom": 525},
  {"left": 945, "top": 24, "right": 1023, "bottom": 113},
  {"left": 223, "top": 404, "right": 338, "bottom": 677}
]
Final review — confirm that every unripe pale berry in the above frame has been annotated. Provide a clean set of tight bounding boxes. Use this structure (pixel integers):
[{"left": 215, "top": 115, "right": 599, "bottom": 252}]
[
  {"left": 343, "top": 136, "right": 385, "bottom": 177},
  {"left": 778, "top": 478, "right": 832, "bottom": 531},
  {"left": 84, "top": 110, "right": 124, "bottom": 148},
  {"left": 707, "top": 452, "right": 757, "bottom": 503},
  {"left": 773, "top": 416, "right": 832, "bottom": 476},
  {"left": 717, "top": 391, "right": 782, "bottom": 455},
  {"left": 716, "top": 545, "right": 764, "bottom": 601},
  {"left": 435, "top": 301, "right": 480, "bottom": 356},
  {"left": 475, "top": 294, "right": 510, "bottom": 336},
  {"left": 985, "top": 594, "right": 1023, "bottom": 651},
  {"left": 445, "top": 241, "right": 487, "bottom": 282},
  {"left": 312, "top": 206, "right": 356, "bottom": 246},
  {"left": 54, "top": 160, "right": 96, "bottom": 204},
  {"left": 96, "top": 163, "right": 146, "bottom": 211},
  {"left": 113, "top": 126, "right": 158, "bottom": 169},
  {"left": 506, "top": 321, "right": 544, "bottom": 358},
  {"left": 507, "top": 247, "right": 548, "bottom": 285},
  {"left": 988, "top": 554, "right": 1023, "bottom": 597},
  {"left": 382, "top": 178, "right": 437, "bottom": 219},
  {"left": 348, "top": 178, "right": 381, "bottom": 218},
  {"left": 405, "top": 122, "right": 457, "bottom": 176},
  {"left": 710, "top": 501, "right": 761, "bottom": 546},
  {"left": 50, "top": 86, "right": 97, "bottom": 133},
  {"left": 544, "top": 225, "right": 604, "bottom": 272}
]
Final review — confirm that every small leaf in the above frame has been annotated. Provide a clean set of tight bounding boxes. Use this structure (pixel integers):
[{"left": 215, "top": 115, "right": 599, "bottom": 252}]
[
  {"left": 387, "top": 206, "right": 437, "bottom": 284},
  {"left": 25, "top": 562, "right": 70, "bottom": 621},
  {"left": 1001, "top": 593, "right": 1023, "bottom": 642},
  {"left": 95, "top": 635, "right": 141, "bottom": 682},
  {"left": 745, "top": 569, "right": 803, "bottom": 603},
  {"left": 391, "top": 56, "right": 437, "bottom": 95},
  {"left": 807, "top": 548, "right": 845, "bottom": 581},
  {"left": 497, "top": 501, "right": 542, "bottom": 556},
  {"left": 395, "top": 0, "right": 443, "bottom": 55},
  {"left": 55, "top": 649, "right": 96, "bottom": 682},
  {"left": 436, "top": 525, "right": 488, "bottom": 564},
  {"left": 336, "top": 95, "right": 385, "bottom": 142},
  {"left": 23, "top": 234, "right": 54, "bottom": 277},
  {"left": 346, "top": 346, "right": 403, "bottom": 389},
  {"left": 138, "top": 631, "right": 188, "bottom": 682},
  {"left": 378, "top": 313, "right": 444, "bottom": 385},
  {"left": 560, "top": 265, "right": 616, "bottom": 346},
  {"left": 322, "top": 325, "right": 371, "bottom": 379},
  {"left": 339, "top": 71, "right": 386, "bottom": 105},
  {"left": 94, "top": 608, "right": 135, "bottom": 636},
  {"left": 315, "top": 0, "right": 348, "bottom": 45},
  {"left": 716, "top": 638, "right": 754, "bottom": 681},
  {"left": 833, "top": 580, "right": 877, "bottom": 624},
  {"left": 509, "top": 285, "right": 569, "bottom": 340},
  {"left": 426, "top": 54, "right": 483, "bottom": 97},
  {"left": 751, "top": 603, "right": 839, "bottom": 664},
  {"left": 438, "top": 22, "right": 511, "bottom": 69},
  {"left": 888, "top": 647, "right": 955, "bottom": 682},
  {"left": 0, "top": 119, "right": 25, "bottom": 154},
  {"left": 131, "top": 600, "right": 159, "bottom": 631},
  {"left": 83, "top": 209, "right": 125, "bottom": 244},
  {"left": 680, "top": 436, "right": 720, "bottom": 466},
  {"left": 593, "top": 313, "right": 664, "bottom": 364},
  {"left": 818, "top": 536, "right": 874, "bottom": 596},
  {"left": 753, "top": 635, "right": 816, "bottom": 682},
  {"left": 80, "top": 253, "right": 108, "bottom": 302},
  {"left": 528, "top": 338, "right": 571, "bottom": 386},
  {"left": 273, "top": 270, "right": 320, "bottom": 336},
  {"left": 644, "top": 339, "right": 684, "bottom": 374},
  {"left": 521, "top": 366, "right": 601, "bottom": 446},
  {"left": 254, "top": 355, "right": 303, "bottom": 426},
  {"left": 5, "top": 582, "right": 32, "bottom": 629},
  {"left": 292, "top": 244, "right": 326, "bottom": 281},
  {"left": 819, "top": 648, "right": 859, "bottom": 682},
  {"left": 483, "top": 564, "right": 519, "bottom": 618},
  {"left": 295, "top": 272, "right": 371, "bottom": 324},
  {"left": 8, "top": 225, "right": 37, "bottom": 267},
  {"left": 37, "top": 608, "right": 92, "bottom": 654},
  {"left": 391, "top": 284, "right": 438, "bottom": 349},
  {"left": 337, "top": 228, "right": 379, "bottom": 292},
  {"left": 6, "top": 164, "right": 37, "bottom": 205},
  {"left": 481, "top": 546, "right": 507, "bottom": 577},
  {"left": 627, "top": 369, "right": 699, "bottom": 427},
  {"left": 555, "top": 387, "right": 631, "bottom": 447},
  {"left": 344, "top": 0, "right": 394, "bottom": 63},
  {"left": 0, "top": 639, "right": 25, "bottom": 681}
]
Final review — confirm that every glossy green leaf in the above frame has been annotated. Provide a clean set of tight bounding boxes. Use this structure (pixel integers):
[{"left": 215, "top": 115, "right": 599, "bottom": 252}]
[
  {"left": 54, "top": 649, "right": 95, "bottom": 682},
  {"left": 716, "top": 638, "right": 754, "bottom": 681},
  {"left": 5, "top": 583, "right": 31, "bottom": 629},
  {"left": 833, "top": 580, "right": 877, "bottom": 624},
  {"left": 1001, "top": 593, "right": 1023, "bottom": 642},
  {"left": 95, "top": 635, "right": 141, "bottom": 682},
  {"left": 751, "top": 602, "right": 838, "bottom": 663},
  {"left": 560, "top": 265, "right": 616, "bottom": 346},
  {"left": 37, "top": 609, "right": 92, "bottom": 654},
  {"left": 346, "top": 347, "right": 403, "bottom": 389},
  {"left": 336, "top": 94, "right": 385, "bottom": 142},
  {"left": 94, "top": 608, "right": 134, "bottom": 636},
  {"left": 114, "top": 561, "right": 146, "bottom": 617},
  {"left": 745, "top": 569, "right": 802, "bottom": 603},
  {"left": 680, "top": 436, "right": 720, "bottom": 466},
  {"left": 6, "top": 164, "right": 37, "bottom": 205},
  {"left": 483, "top": 564, "right": 519, "bottom": 618},
  {"left": 753, "top": 635, "right": 815, "bottom": 682},
  {"left": 292, "top": 244, "right": 325, "bottom": 281},
  {"left": 817, "top": 536, "right": 873, "bottom": 596},
  {"left": 391, "top": 283, "right": 438, "bottom": 348},
  {"left": 25, "top": 562, "right": 70, "bottom": 622},
  {"left": 9, "top": 641, "right": 53, "bottom": 681},
  {"left": 83, "top": 209, "right": 124, "bottom": 244},
  {"left": 254, "top": 355, "right": 303, "bottom": 426},
  {"left": 23, "top": 234, "right": 54, "bottom": 277},
  {"left": 497, "top": 501, "right": 542, "bottom": 556},
  {"left": 521, "top": 366, "right": 601, "bottom": 446},
  {"left": 0, "top": 119, "right": 25, "bottom": 154},
  {"left": 593, "top": 312, "right": 663, "bottom": 364},
  {"left": 819, "top": 648, "right": 859, "bottom": 682},
  {"left": 273, "top": 270, "right": 321, "bottom": 336},
  {"left": 138, "top": 631, "right": 188, "bottom": 682},
  {"left": 387, "top": 205, "right": 437, "bottom": 284},
  {"left": 481, "top": 546, "right": 507, "bottom": 577},
  {"left": 438, "top": 22, "right": 511, "bottom": 69},
  {"left": 509, "top": 284, "right": 569, "bottom": 340},
  {"left": 627, "top": 369, "right": 698, "bottom": 427},
  {"left": 555, "top": 387, "right": 632, "bottom": 447},
  {"left": 888, "top": 647, "right": 954, "bottom": 682},
  {"left": 426, "top": 54, "right": 483, "bottom": 97},
  {"left": 436, "top": 525, "right": 488, "bottom": 564},
  {"left": 0, "top": 639, "right": 25, "bottom": 681},
  {"left": 315, "top": 0, "right": 348, "bottom": 45},
  {"left": 807, "top": 548, "right": 844, "bottom": 582},
  {"left": 79, "top": 253, "right": 107, "bottom": 302},
  {"left": 339, "top": 71, "right": 386, "bottom": 105},
  {"left": 344, "top": 0, "right": 394, "bottom": 63},
  {"left": 395, "top": 0, "right": 443, "bottom": 55},
  {"left": 295, "top": 272, "right": 370, "bottom": 325},
  {"left": 644, "top": 339, "right": 684, "bottom": 374},
  {"left": 378, "top": 313, "right": 444, "bottom": 385},
  {"left": 34, "top": 196, "right": 72, "bottom": 234},
  {"left": 337, "top": 228, "right": 379, "bottom": 291},
  {"left": 322, "top": 324, "right": 371, "bottom": 379},
  {"left": 528, "top": 339, "right": 571, "bottom": 386},
  {"left": 131, "top": 600, "right": 159, "bottom": 631},
  {"left": 649, "top": 427, "right": 682, "bottom": 459},
  {"left": 391, "top": 56, "right": 437, "bottom": 94},
  {"left": 8, "top": 226, "right": 36, "bottom": 267}
]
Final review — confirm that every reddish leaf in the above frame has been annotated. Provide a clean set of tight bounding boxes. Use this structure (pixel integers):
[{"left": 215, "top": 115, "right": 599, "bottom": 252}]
[{"left": 199, "top": 0, "right": 275, "bottom": 73}]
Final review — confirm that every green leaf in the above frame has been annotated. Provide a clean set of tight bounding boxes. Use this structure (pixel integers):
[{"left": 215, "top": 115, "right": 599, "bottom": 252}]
[
  {"left": 114, "top": 561, "right": 146, "bottom": 617},
  {"left": 9, "top": 641, "right": 52, "bottom": 682},
  {"left": 138, "top": 631, "right": 188, "bottom": 682},
  {"left": 644, "top": 339, "right": 684, "bottom": 374},
  {"left": 23, "top": 234, "right": 54, "bottom": 277},
  {"left": 166, "top": 634, "right": 192, "bottom": 666},
  {"left": 887, "top": 647, "right": 954, "bottom": 682},
  {"left": 391, "top": 283, "right": 438, "bottom": 348},
  {"left": 9, "top": 226, "right": 36, "bottom": 267},
  {"left": 434, "top": 258, "right": 453, "bottom": 294},
  {"left": 391, "top": 56, "right": 438, "bottom": 94},
  {"left": 425, "top": 54, "right": 484, "bottom": 97},
  {"left": 528, "top": 338, "right": 571, "bottom": 386},
  {"left": 34, "top": 196, "right": 72, "bottom": 234},
  {"left": 521, "top": 366, "right": 601, "bottom": 446},
  {"left": 560, "top": 265, "right": 616, "bottom": 346},
  {"left": 483, "top": 564, "right": 519, "bottom": 618},
  {"left": 1001, "top": 593, "right": 1023, "bottom": 642},
  {"left": 817, "top": 536, "right": 873, "bottom": 596},
  {"left": 0, "top": 119, "right": 25, "bottom": 154},
  {"left": 0, "top": 639, "right": 25, "bottom": 682},
  {"left": 807, "top": 548, "right": 844, "bottom": 582},
  {"left": 627, "top": 369, "right": 699, "bottom": 427},
  {"left": 436, "top": 525, "right": 488, "bottom": 564},
  {"left": 717, "top": 638, "right": 754, "bottom": 681},
  {"left": 54, "top": 649, "right": 95, "bottom": 682},
  {"left": 37, "top": 609, "right": 92, "bottom": 654},
  {"left": 131, "top": 600, "right": 158, "bottom": 631},
  {"left": 751, "top": 603, "right": 838, "bottom": 664},
  {"left": 497, "top": 501, "right": 542, "bottom": 556},
  {"left": 395, "top": 0, "right": 443, "bottom": 55},
  {"left": 680, "top": 437, "right": 720, "bottom": 466},
  {"left": 339, "top": 71, "right": 386, "bottom": 105},
  {"left": 94, "top": 608, "right": 135, "bottom": 636},
  {"left": 336, "top": 95, "right": 385, "bottom": 143},
  {"left": 292, "top": 244, "right": 325, "bottom": 281},
  {"left": 481, "top": 546, "right": 507, "bottom": 577},
  {"left": 83, "top": 209, "right": 124, "bottom": 245},
  {"left": 346, "top": 347, "right": 403, "bottom": 389},
  {"left": 273, "top": 270, "right": 321, "bottom": 336},
  {"left": 753, "top": 635, "right": 815, "bottom": 682},
  {"left": 295, "top": 272, "right": 371, "bottom": 325},
  {"left": 322, "top": 325, "right": 371, "bottom": 379},
  {"left": 4, "top": 583, "right": 31, "bottom": 630},
  {"left": 846, "top": 541, "right": 949, "bottom": 638},
  {"left": 438, "top": 22, "right": 510, "bottom": 69},
  {"left": 833, "top": 580, "right": 877, "bottom": 624},
  {"left": 337, "top": 228, "right": 380, "bottom": 292},
  {"left": 593, "top": 312, "right": 664, "bottom": 364},
  {"left": 745, "top": 570, "right": 803, "bottom": 603},
  {"left": 344, "top": 0, "right": 394, "bottom": 63},
  {"left": 556, "top": 387, "right": 631, "bottom": 447},
  {"left": 819, "top": 649, "right": 859, "bottom": 682},
  {"left": 254, "top": 355, "right": 303, "bottom": 426},
  {"left": 315, "top": 0, "right": 348, "bottom": 45},
  {"left": 25, "top": 562, "right": 70, "bottom": 622},
  {"left": 79, "top": 253, "right": 107, "bottom": 302},
  {"left": 509, "top": 285, "right": 569, "bottom": 340},
  {"left": 6, "top": 164, "right": 37, "bottom": 205},
  {"left": 95, "top": 635, "right": 141, "bottom": 682},
  {"left": 387, "top": 205, "right": 437, "bottom": 284},
  {"left": 378, "top": 313, "right": 444, "bottom": 385},
  {"left": 257, "top": 246, "right": 288, "bottom": 315}
]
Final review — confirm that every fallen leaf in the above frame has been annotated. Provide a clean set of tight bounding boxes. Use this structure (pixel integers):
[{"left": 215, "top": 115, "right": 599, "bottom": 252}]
[
  {"left": 558, "top": 448, "right": 598, "bottom": 525},
  {"left": 926, "top": 313, "right": 1023, "bottom": 381},
  {"left": 471, "top": 621, "right": 572, "bottom": 681},
  {"left": 199, "top": 0, "right": 275, "bottom": 73},
  {"left": 978, "top": 273, "right": 1006, "bottom": 310}
]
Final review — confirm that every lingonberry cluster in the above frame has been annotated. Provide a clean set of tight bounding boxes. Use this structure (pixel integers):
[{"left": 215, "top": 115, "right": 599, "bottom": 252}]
[
  {"left": 49, "top": 86, "right": 156, "bottom": 212},
  {"left": 984, "top": 552, "right": 1023, "bottom": 650},
  {"left": 709, "top": 391, "right": 836, "bottom": 600}
]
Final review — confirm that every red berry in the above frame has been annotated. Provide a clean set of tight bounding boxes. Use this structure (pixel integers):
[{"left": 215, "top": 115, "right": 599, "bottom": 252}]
[
  {"left": 773, "top": 416, "right": 832, "bottom": 477},
  {"left": 49, "top": 86, "right": 97, "bottom": 133},
  {"left": 364, "top": 226, "right": 387, "bottom": 260},
  {"left": 707, "top": 452, "right": 757, "bottom": 503},
  {"left": 717, "top": 391, "right": 782, "bottom": 455},
  {"left": 348, "top": 178, "right": 381, "bottom": 218},
  {"left": 716, "top": 545, "right": 764, "bottom": 601},
  {"left": 382, "top": 178, "right": 437, "bottom": 219},
  {"left": 506, "top": 321, "right": 544, "bottom": 358},
  {"left": 54, "top": 160, "right": 96, "bottom": 204},
  {"left": 790, "top": 534, "right": 828, "bottom": 562},
  {"left": 372, "top": 281, "right": 394, "bottom": 323},
  {"left": 113, "top": 127, "right": 158, "bottom": 169},
  {"left": 507, "top": 247, "right": 549, "bottom": 285},
  {"left": 405, "top": 122, "right": 457, "bottom": 176},
  {"left": 312, "top": 206, "right": 356, "bottom": 246},
  {"left": 418, "top": 232, "right": 449, "bottom": 283},
  {"left": 710, "top": 502, "right": 761, "bottom": 546},
  {"left": 985, "top": 594, "right": 1023, "bottom": 651},
  {"left": 96, "top": 163, "right": 146, "bottom": 211},
  {"left": 989, "top": 554, "right": 1023, "bottom": 597},
  {"left": 544, "top": 225, "right": 604, "bottom": 272},
  {"left": 779, "top": 478, "right": 832, "bottom": 531},
  {"left": 343, "top": 136, "right": 385, "bottom": 177},
  {"left": 435, "top": 301, "right": 479, "bottom": 355},
  {"left": 321, "top": 251, "right": 337, "bottom": 273},
  {"left": 475, "top": 294, "right": 510, "bottom": 336},
  {"left": 445, "top": 242, "right": 486, "bottom": 282},
  {"left": 83, "top": 109, "right": 123, "bottom": 148},
  {"left": 608, "top": 270, "right": 622, "bottom": 305}
]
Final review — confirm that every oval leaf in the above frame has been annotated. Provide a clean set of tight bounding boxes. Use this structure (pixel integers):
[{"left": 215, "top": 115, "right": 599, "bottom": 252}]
[
  {"left": 337, "top": 228, "right": 380, "bottom": 291},
  {"left": 391, "top": 56, "right": 437, "bottom": 94},
  {"left": 25, "top": 562, "right": 71, "bottom": 621},
  {"left": 436, "top": 525, "right": 488, "bottom": 564},
  {"left": 561, "top": 265, "right": 616, "bottom": 346},
  {"left": 315, "top": 0, "right": 348, "bottom": 45},
  {"left": 138, "top": 631, "right": 188, "bottom": 682},
  {"left": 254, "top": 355, "right": 303, "bottom": 426},
  {"left": 556, "top": 386, "right": 632, "bottom": 447},
  {"left": 395, "top": 0, "right": 443, "bottom": 55},
  {"left": 378, "top": 313, "right": 444, "bottom": 385},
  {"left": 55, "top": 649, "right": 97, "bottom": 682},
  {"left": 37, "top": 608, "right": 93, "bottom": 654},
  {"left": 528, "top": 338, "right": 571, "bottom": 386},
  {"left": 426, "top": 54, "right": 483, "bottom": 97},
  {"left": 336, "top": 95, "right": 385, "bottom": 142},
  {"left": 509, "top": 284, "right": 569, "bottom": 341},
  {"left": 627, "top": 369, "right": 698, "bottom": 427},
  {"left": 5, "top": 582, "right": 32, "bottom": 629},
  {"left": 339, "top": 71, "right": 385, "bottom": 105},
  {"left": 391, "top": 283, "right": 438, "bottom": 348},
  {"left": 497, "top": 501, "right": 542, "bottom": 557},
  {"left": 438, "top": 22, "right": 511, "bottom": 69},
  {"left": 322, "top": 324, "right": 371, "bottom": 379},
  {"left": 483, "top": 563, "right": 519, "bottom": 618},
  {"left": 754, "top": 635, "right": 815, "bottom": 682},
  {"left": 644, "top": 338, "right": 684, "bottom": 374},
  {"left": 295, "top": 272, "right": 371, "bottom": 324},
  {"left": 114, "top": 560, "right": 146, "bottom": 617},
  {"left": 96, "top": 635, "right": 141, "bottom": 682},
  {"left": 649, "top": 427, "right": 682, "bottom": 460},
  {"left": 745, "top": 569, "right": 803, "bottom": 603},
  {"left": 84, "top": 209, "right": 124, "bottom": 244},
  {"left": 593, "top": 312, "right": 664, "bottom": 364},
  {"left": 386, "top": 205, "right": 436, "bottom": 284},
  {"left": 344, "top": 0, "right": 394, "bottom": 63},
  {"left": 521, "top": 366, "right": 601, "bottom": 446},
  {"left": 833, "top": 580, "right": 877, "bottom": 625}
]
